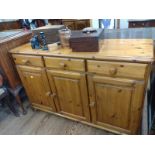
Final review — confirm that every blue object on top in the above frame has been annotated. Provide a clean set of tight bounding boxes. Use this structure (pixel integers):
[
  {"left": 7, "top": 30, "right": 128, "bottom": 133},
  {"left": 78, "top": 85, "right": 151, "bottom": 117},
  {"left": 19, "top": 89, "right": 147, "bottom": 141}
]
[{"left": 101, "top": 19, "right": 111, "bottom": 29}]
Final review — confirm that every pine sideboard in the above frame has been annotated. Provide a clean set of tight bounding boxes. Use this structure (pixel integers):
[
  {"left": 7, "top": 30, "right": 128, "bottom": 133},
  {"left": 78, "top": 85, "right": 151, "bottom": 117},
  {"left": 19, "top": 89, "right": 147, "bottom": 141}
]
[{"left": 9, "top": 39, "right": 154, "bottom": 134}]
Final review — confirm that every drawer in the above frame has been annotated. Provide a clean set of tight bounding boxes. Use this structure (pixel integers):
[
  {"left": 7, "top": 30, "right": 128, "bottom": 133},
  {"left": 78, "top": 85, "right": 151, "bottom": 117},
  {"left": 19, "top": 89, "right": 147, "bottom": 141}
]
[
  {"left": 12, "top": 54, "right": 44, "bottom": 67},
  {"left": 44, "top": 57, "right": 85, "bottom": 72},
  {"left": 87, "top": 60, "right": 148, "bottom": 79}
]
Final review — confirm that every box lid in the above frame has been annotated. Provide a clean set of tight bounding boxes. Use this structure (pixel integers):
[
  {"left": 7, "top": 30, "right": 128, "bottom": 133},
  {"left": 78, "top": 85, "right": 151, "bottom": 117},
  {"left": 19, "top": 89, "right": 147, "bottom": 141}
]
[{"left": 69, "top": 29, "right": 103, "bottom": 42}]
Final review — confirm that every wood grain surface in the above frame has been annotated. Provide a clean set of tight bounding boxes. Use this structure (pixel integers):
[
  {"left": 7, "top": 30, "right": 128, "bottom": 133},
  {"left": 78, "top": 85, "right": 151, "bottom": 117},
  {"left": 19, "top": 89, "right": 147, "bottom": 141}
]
[
  {"left": 10, "top": 39, "right": 154, "bottom": 63},
  {"left": 0, "top": 101, "right": 112, "bottom": 135}
]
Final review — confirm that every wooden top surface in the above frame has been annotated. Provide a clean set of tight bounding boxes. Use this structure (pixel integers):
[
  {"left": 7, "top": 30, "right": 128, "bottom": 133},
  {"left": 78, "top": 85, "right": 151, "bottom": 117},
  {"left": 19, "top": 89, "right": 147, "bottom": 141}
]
[
  {"left": 0, "top": 30, "right": 32, "bottom": 44},
  {"left": 10, "top": 39, "right": 154, "bottom": 63},
  {"left": 32, "top": 24, "right": 64, "bottom": 31},
  {"left": 100, "top": 28, "right": 155, "bottom": 39}
]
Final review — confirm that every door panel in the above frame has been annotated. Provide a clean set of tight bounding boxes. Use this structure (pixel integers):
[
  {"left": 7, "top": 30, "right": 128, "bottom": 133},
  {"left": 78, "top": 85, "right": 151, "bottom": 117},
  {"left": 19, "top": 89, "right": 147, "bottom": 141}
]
[
  {"left": 17, "top": 65, "right": 56, "bottom": 112},
  {"left": 88, "top": 75, "right": 145, "bottom": 133},
  {"left": 95, "top": 83, "right": 132, "bottom": 129},
  {"left": 54, "top": 77, "right": 84, "bottom": 116},
  {"left": 47, "top": 70, "right": 90, "bottom": 121}
]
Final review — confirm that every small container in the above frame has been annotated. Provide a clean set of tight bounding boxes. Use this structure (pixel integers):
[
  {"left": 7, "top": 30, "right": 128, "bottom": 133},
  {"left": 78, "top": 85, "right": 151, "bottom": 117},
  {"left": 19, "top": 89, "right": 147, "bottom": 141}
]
[
  {"left": 69, "top": 29, "right": 103, "bottom": 52},
  {"left": 58, "top": 28, "right": 71, "bottom": 48}
]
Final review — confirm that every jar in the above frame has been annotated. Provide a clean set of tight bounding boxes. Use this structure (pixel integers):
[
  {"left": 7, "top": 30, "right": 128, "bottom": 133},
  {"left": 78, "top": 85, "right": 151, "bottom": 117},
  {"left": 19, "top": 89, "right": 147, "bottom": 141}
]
[{"left": 58, "top": 28, "right": 71, "bottom": 48}]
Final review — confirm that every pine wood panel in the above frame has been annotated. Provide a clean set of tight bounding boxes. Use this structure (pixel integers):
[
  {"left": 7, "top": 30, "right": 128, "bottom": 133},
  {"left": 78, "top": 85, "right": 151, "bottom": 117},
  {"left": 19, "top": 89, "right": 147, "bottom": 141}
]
[
  {"left": 47, "top": 69, "right": 90, "bottom": 122},
  {"left": 9, "top": 38, "right": 153, "bottom": 134},
  {"left": 88, "top": 75, "right": 145, "bottom": 134},
  {"left": 129, "top": 81, "right": 145, "bottom": 133},
  {"left": 44, "top": 57, "right": 85, "bottom": 71},
  {"left": 10, "top": 39, "right": 154, "bottom": 63},
  {"left": 95, "top": 83, "right": 132, "bottom": 129},
  {"left": 16, "top": 65, "right": 56, "bottom": 112},
  {"left": 12, "top": 54, "right": 44, "bottom": 67},
  {"left": 87, "top": 60, "right": 148, "bottom": 80}
]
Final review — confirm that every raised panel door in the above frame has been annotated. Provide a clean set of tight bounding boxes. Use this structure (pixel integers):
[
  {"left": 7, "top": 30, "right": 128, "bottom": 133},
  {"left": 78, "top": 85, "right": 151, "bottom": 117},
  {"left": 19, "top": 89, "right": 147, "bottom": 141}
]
[
  {"left": 47, "top": 70, "right": 90, "bottom": 122},
  {"left": 88, "top": 75, "right": 145, "bottom": 134},
  {"left": 17, "top": 65, "right": 56, "bottom": 112}
]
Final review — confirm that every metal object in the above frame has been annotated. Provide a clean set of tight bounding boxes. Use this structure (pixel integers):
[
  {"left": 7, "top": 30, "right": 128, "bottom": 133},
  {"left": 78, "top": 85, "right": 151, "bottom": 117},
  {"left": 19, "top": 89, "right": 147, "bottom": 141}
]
[
  {"left": 30, "top": 35, "right": 40, "bottom": 49},
  {"left": 40, "top": 32, "right": 48, "bottom": 50}
]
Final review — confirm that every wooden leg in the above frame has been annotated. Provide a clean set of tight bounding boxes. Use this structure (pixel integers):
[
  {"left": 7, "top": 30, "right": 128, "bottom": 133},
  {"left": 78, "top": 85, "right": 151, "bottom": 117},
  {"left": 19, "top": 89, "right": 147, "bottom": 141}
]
[
  {"left": 5, "top": 96, "right": 20, "bottom": 117},
  {"left": 31, "top": 106, "right": 38, "bottom": 112},
  {"left": 8, "top": 86, "right": 27, "bottom": 115},
  {"left": 15, "top": 95, "right": 27, "bottom": 115}
]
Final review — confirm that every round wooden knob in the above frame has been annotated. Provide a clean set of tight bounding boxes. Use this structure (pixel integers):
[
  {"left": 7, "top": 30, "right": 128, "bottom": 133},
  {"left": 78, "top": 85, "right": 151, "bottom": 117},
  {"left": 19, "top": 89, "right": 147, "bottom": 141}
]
[
  {"left": 22, "top": 59, "right": 30, "bottom": 64},
  {"left": 90, "top": 101, "right": 95, "bottom": 107},
  {"left": 59, "top": 62, "right": 67, "bottom": 68},
  {"left": 109, "top": 67, "right": 117, "bottom": 75},
  {"left": 50, "top": 93, "right": 56, "bottom": 98},
  {"left": 46, "top": 91, "right": 51, "bottom": 97}
]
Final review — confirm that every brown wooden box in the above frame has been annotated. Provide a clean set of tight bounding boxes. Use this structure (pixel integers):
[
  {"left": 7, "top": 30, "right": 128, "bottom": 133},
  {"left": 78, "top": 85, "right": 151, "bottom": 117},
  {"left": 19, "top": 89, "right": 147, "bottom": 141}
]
[
  {"left": 32, "top": 24, "right": 65, "bottom": 44},
  {"left": 69, "top": 29, "right": 103, "bottom": 52}
]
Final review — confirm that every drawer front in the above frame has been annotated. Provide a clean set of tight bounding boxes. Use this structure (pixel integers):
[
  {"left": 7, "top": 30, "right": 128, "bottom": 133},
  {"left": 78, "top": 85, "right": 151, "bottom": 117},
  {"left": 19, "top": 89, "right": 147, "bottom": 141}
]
[
  {"left": 12, "top": 54, "right": 44, "bottom": 67},
  {"left": 44, "top": 57, "right": 85, "bottom": 72},
  {"left": 87, "top": 60, "right": 148, "bottom": 79}
]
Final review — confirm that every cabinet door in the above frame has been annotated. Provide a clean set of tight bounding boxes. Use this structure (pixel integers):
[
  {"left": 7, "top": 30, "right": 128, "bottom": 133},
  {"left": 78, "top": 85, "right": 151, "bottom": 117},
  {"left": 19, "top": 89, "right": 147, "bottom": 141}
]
[
  {"left": 47, "top": 70, "right": 90, "bottom": 122},
  {"left": 88, "top": 75, "right": 145, "bottom": 134},
  {"left": 16, "top": 65, "right": 56, "bottom": 112}
]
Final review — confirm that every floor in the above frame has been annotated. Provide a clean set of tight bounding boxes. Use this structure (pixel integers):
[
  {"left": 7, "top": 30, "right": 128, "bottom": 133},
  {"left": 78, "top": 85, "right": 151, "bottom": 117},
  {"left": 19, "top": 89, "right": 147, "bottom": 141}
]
[{"left": 0, "top": 101, "right": 113, "bottom": 135}]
